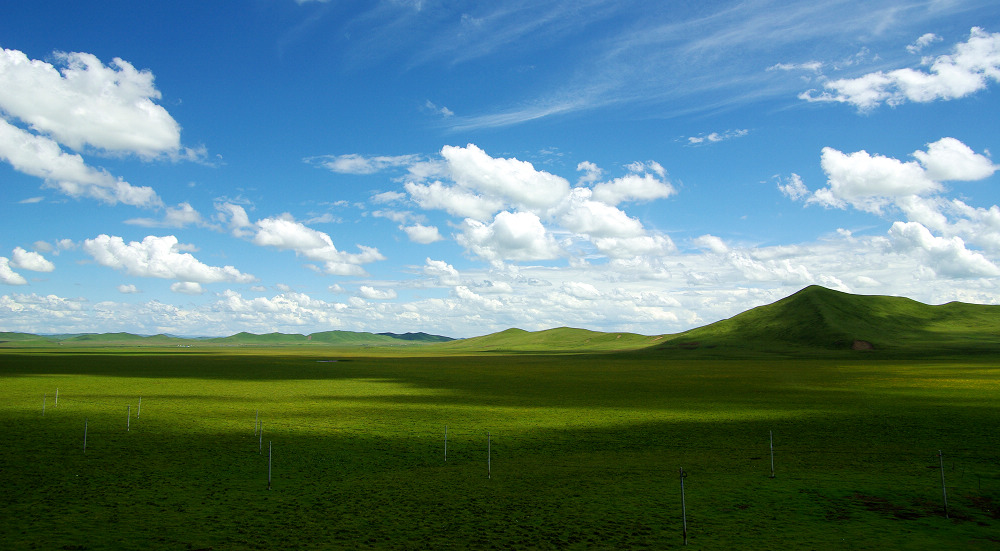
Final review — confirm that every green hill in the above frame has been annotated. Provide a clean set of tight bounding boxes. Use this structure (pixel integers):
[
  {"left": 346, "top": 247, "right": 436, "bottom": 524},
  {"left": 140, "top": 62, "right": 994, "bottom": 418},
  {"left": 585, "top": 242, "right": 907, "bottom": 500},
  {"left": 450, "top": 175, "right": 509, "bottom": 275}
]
[
  {"left": 653, "top": 285, "right": 1000, "bottom": 355},
  {"left": 437, "top": 327, "right": 663, "bottom": 353}
]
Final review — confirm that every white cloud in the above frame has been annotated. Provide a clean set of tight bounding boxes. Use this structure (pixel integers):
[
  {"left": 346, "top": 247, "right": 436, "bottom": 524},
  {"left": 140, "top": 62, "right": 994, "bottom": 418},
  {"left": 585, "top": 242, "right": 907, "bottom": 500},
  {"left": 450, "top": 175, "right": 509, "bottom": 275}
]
[
  {"left": 592, "top": 234, "right": 675, "bottom": 258},
  {"left": 767, "top": 61, "right": 823, "bottom": 72},
  {"left": 372, "top": 191, "right": 407, "bottom": 203},
  {"left": 0, "top": 257, "right": 28, "bottom": 285},
  {"left": 402, "top": 223, "right": 443, "bottom": 244},
  {"left": 252, "top": 216, "right": 384, "bottom": 276},
  {"left": 0, "top": 48, "right": 182, "bottom": 157},
  {"left": 888, "top": 221, "right": 1000, "bottom": 278},
  {"left": 127, "top": 202, "right": 207, "bottom": 228},
  {"left": 405, "top": 180, "right": 503, "bottom": 221},
  {"left": 556, "top": 188, "right": 645, "bottom": 238},
  {"left": 215, "top": 202, "right": 253, "bottom": 237},
  {"left": 82, "top": 234, "right": 256, "bottom": 284},
  {"left": 118, "top": 284, "right": 140, "bottom": 294},
  {"left": 591, "top": 172, "right": 675, "bottom": 205},
  {"left": 306, "top": 153, "right": 420, "bottom": 174},
  {"left": 576, "top": 161, "right": 603, "bottom": 185},
  {"left": 812, "top": 146, "right": 939, "bottom": 212},
  {"left": 686, "top": 129, "right": 749, "bottom": 145},
  {"left": 11, "top": 247, "right": 55, "bottom": 272},
  {"left": 423, "top": 258, "right": 461, "bottom": 285},
  {"left": 457, "top": 211, "right": 562, "bottom": 263},
  {"left": 425, "top": 100, "right": 454, "bottom": 117},
  {"left": 801, "top": 28, "right": 1000, "bottom": 110},
  {"left": 171, "top": 282, "right": 204, "bottom": 295},
  {"left": 0, "top": 118, "right": 162, "bottom": 207},
  {"left": 778, "top": 173, "right": 809, "bottom": 201},
  {"left": 358, "top": 285, "right": 398, "bottom": 300},
  {"left": 693, "top": 234, "right": 729, "bottom": 254},
  {"left": 907, "top": 33, "right": 942, "bottom": 54},
  {"left": 442, "top": 144, "right": 570, "bottom": 211},
  {"left": 911, "top": 137, "right": 996, "bottom": 181},
  {"left": 561, "top": 281, "right": 601, "bottom": 300}
]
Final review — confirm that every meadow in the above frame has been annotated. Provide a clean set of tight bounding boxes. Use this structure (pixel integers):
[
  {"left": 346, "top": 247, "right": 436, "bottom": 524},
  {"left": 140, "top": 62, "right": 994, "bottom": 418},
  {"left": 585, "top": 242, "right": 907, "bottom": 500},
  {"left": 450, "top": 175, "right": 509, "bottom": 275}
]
[{"left": 1, "top": 346, "right": 998, "bottom": 550}]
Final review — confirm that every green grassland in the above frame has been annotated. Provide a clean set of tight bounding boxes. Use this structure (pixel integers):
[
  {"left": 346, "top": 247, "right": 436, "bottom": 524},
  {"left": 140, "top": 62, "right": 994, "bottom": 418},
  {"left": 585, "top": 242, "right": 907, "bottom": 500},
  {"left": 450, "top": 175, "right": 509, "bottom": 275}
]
[
  {"left": 2, "top": 348, "right": 998, "bottom": 550},
  {"left": 2, "top": 286, "right": 999, "bottom": 549}
]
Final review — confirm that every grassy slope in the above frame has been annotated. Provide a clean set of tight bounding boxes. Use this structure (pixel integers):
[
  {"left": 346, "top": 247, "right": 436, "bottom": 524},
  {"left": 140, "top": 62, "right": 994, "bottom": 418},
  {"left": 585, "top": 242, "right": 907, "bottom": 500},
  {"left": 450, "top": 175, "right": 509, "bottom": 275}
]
[
  {"left": 434, "top": 327, "right": 664, "bottom": 353},
  {"left": 652, "top": 285, "right": 1000, "bottom": 356}
]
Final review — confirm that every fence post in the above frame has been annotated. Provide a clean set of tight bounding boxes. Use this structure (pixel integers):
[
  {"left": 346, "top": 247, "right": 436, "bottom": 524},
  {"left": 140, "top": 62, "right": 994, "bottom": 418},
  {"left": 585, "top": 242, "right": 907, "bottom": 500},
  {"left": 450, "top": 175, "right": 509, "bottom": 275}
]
[
  {"left": 268, "top": 441, "right": 272, "bottom": 490},
  {"left": 769, "top": 431, "right": 775, "bottom": 479},
  {"left": 488, "top": 432, "right": 492, "bottom": 479},
  {"left": 84, "top": 418, "right": 88, "bottom": 453},
  {"left": 680, "top": 467, "right": 688, "bottom": 546},
  {"left": 938, "top": 450, "right": 949, "bottom": 518}
]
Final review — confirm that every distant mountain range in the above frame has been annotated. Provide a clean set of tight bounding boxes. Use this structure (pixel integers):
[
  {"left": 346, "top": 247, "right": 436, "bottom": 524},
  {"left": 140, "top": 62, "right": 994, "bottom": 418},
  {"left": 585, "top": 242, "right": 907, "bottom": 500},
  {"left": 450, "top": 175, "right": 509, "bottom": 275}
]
[
  {"left": 3, "top": 286, "right": 998, "bottom": 356},
  {"left": 0, "top": 329, "right": 453, "bottom": 347}
]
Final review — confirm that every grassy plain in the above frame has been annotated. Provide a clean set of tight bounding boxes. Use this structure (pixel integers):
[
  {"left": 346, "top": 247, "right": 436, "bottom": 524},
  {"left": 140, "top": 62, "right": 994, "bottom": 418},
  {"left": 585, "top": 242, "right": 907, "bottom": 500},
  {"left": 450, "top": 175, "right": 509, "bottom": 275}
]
[{"left": 1, "top": 346, "right": 998, "bottom": 550}]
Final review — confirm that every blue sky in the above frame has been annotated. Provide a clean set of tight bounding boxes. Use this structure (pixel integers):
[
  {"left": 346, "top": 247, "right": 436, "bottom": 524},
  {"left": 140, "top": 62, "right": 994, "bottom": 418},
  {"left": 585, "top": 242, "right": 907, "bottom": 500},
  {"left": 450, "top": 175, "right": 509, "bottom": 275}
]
[{"left": 2, "top": 0, "right": 999, "bottom": 337}]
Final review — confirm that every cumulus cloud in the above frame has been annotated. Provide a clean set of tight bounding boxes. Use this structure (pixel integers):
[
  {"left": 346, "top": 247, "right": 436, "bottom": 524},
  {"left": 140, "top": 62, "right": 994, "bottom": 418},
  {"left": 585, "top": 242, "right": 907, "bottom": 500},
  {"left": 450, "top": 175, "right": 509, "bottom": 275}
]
[
  {"left": 442, "top": 144, "right": 570, "bottom": 211},
  {"left": 576, "top": 161, "right": 603, "bottom": 185},
  {"left": 888, "top": 221, "right": 1000, "bottom": 278},
  {"left": 0, "top": 48, "right": 182, "bottom": 157},
  {"left": 0, "top": 257, "right": 28, "bottom": 285},
  {"left": 358, "top": 285, "right": 398, "bottom": 300},
  {"left": 911, "top": 137, "right": 996, "bottom": 181},
  {"left": 11, "top": 247, "right": 55, "bottom": 272},
  {"left": 405, "top": 180, "right": 503, "bottom": 221},
  {"left": 0, "top": 118, "right": 162, "bottom": 207},
  {"left": 400, "top": 145, "right": 677, "bottom": 263},
  {"left": 171, "top": 281, "right": 204, "bottom": 295},
  {"left": 423, "top": 258, "right": 461, "bottom": 285},
  {"left": 800, "top": 138, "right": 996, "bottom": 221},
  {"left": 117, "top": 284, "right": 140, "bottom": 294},
  {"left": 215, "top": 202, "right": 253, "bottom": 237},
  {"left": 457, "top": 211, "right": 561, "bottom": 263},
  {"left": 402, "top": 223, "right": 443, "bottom": 244},
  {"left": 252, "top": 216, "right": 384, "bottom": 276},
  {"left": 693, "top": 234, "right": 729, "bottom": 254},
  {"left": 811, "top": 146, "right": 940, "bottom": 212},
  {"left": 800, "top": 28, "right": 1000, "bottom": 110},
  {"left": 556, "top": 188, "right": 645, "bottom": 238},
  {"left": 591, "top": 172, "right": 675, "bottom": 205},
  {"left": 82, "top": 234, "right": 256, "bottom": 284}
]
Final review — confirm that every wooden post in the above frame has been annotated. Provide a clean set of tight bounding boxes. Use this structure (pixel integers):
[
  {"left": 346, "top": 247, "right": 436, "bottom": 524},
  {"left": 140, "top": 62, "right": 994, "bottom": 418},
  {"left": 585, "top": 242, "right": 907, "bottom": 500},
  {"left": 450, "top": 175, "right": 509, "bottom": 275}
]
[
  {"left": 127, "top": 405, "right": 131, "bottom": 432},
  {"left": 488, "top": 432, "right": 491, "bottom": 479},
  {"left": 268, "top": 441, "right": 272, "bottom": 490},
  {"left": 137, "top": 397, "right": 141, "bottom": 417},
  {"left": 259, "top": 428, "right": 263, "bottom": 454},
  {"left": 938, "top": 450, "right": 949, "bottom": 518},
  {"left": 444, "top": 425, "right": 448, "bottom": 462},
  {"left": 84, "top": 418, "right": 88, "bottom": 453},
  {"left": 680, "top": 467, "right": 688, "bottom": 546},
  {"left": 55, "top": 388, "right": 58, "bottom": 407},
  {"left": 769, "top": 431, "right": 775, "bottom": 479}
]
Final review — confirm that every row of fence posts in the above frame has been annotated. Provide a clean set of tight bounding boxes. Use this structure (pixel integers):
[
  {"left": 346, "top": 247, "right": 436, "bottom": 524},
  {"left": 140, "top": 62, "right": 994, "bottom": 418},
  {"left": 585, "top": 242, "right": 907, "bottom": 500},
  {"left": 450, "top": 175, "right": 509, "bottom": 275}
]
[{"left": 37, "top": 391, "right": 967, "bottom": 546}]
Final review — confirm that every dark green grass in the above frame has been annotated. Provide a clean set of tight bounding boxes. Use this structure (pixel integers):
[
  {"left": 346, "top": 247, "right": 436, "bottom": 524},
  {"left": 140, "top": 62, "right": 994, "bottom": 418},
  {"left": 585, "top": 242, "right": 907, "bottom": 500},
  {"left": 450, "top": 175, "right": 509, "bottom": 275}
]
[{"left": 2, "top": 349, "right": 999, "bottom": 549}]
